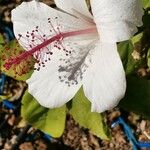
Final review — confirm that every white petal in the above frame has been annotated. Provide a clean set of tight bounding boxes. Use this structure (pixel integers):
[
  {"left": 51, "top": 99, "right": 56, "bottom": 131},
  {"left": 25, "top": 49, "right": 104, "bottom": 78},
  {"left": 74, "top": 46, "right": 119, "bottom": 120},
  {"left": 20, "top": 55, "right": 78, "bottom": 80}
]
[
  {"left": 11, "top": 0, "right": 93, "bottom": 51},
  {"left": 83, "top": 42, "right": 126, "bottom": 113},
  {"left": 54, "top": 0, "right": 92, "bottom": 19},
  {"left": 27, "top": 39, "right": 98, "bottom": 108},
  {"left": 91, "top": 0, "right": 143, "bottom": 42}
]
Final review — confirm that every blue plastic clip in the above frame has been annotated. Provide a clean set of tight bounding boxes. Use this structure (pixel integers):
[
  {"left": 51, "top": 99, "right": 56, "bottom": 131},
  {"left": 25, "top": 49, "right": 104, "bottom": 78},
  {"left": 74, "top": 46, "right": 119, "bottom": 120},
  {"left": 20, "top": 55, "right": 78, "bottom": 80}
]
[
  {"left": 2, "top": 100, "right": 15, "bottom": 110},
  {"left": 111, "top": 117, "right": 150, "bottom": 150}
]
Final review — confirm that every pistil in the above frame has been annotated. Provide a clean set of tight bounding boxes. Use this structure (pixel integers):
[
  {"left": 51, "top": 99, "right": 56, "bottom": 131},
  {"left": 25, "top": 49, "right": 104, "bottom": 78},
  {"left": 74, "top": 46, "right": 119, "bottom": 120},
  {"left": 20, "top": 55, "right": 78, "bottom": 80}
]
[{"left": 4, "top": 27, "right": 96, "bottom": 71}]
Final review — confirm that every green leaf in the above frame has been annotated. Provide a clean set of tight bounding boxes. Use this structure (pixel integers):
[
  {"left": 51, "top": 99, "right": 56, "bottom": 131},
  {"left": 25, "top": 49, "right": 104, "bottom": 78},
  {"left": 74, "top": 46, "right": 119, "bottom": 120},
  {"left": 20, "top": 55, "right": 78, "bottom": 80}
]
[
  {"left": 118, "top": 41, "right": 137, "bottom": 75},
  {"left": 21, "top": 91, "right": 66, "bottom": 137},
  {"left": 70, "top": 88, "right": 111, "bottom": 140},
  {"left": 131, "top": 33, "right": 143, "bottom": 45},
  {"left": 142, "top": 0, "right": 150, "bottom": 9},
  {"left": 118, "top": 37, "right": 147, "bottom": 75},
  {"left": 143, "top": 11, "right": 150, "bottom": 27},
  {"left": 0, "top": 34, "right": 5, "bottom": 45},
  {"left": 0, "top": 40, "right": 34, "bottom": 81},
  {"left": 119, "top": 76, "right": 150, "bottom": 119},
  {"left": 0, "top": 34, "right": 5, "bottom": 69}
]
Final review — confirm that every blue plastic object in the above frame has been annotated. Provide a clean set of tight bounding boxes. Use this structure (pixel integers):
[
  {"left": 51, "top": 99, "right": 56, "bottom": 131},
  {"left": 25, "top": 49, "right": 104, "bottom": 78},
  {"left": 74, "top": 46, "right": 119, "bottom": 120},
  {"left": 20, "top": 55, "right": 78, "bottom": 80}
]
[
  {"left": 139, "top": 142, "right": 150, "bottom": 148},
  {"left": 2, "top": 100, "right": 15, "bottom": 110},
  {"left": 4, "top": 26, "right": 15, "bottom": 41},
  {"left": 0, "top": 74, "right": 6, "bottom": 94},
  {"left": 0, "top": 18, "right": 15, "bottom": 41},
  {"left": 25, "top": 133, "right": 37, "bottom": 141},
  {"left": 25, "top": 132, "right": 52, "bottom": 142},
  {"left": 111, "top": 117, "right": 150, "bottom": 150},
  {"left": 43, "top": 133, "right": 52, "bottom": 141}
]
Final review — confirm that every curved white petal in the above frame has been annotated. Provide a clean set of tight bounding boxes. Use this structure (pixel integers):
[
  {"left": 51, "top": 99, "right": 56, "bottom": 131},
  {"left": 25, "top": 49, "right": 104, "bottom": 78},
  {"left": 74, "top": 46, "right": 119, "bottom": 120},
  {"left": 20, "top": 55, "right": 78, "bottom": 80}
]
[
  {"left": 27, "top": 39, "right": 97, "bottom": 108},
  {"left": 54, "top": 0, "right": 92, "bottom": 19},
  {"left": 11, "top": 0, "right": 94, "bottom": 51},
  {"left": 83, "top": 42, "right": 126, "bottom": 113},
  {"left": 91, "top": 0, "right": 143, "bottom": 42}
]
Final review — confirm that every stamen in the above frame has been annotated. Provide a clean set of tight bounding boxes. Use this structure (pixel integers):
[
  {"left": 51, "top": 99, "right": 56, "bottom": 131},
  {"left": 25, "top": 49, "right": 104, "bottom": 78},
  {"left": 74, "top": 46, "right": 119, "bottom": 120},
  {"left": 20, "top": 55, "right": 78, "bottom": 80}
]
[{"left": 4, "top": 27, "right": 96, "bottom": 76}]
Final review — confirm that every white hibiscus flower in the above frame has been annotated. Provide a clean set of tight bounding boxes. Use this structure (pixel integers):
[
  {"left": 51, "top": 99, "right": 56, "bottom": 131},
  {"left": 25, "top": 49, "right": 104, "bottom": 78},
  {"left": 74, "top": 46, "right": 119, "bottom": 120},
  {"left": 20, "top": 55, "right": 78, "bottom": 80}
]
[{"left": 9, "top": 0, "right": 143, "bottom": 112}]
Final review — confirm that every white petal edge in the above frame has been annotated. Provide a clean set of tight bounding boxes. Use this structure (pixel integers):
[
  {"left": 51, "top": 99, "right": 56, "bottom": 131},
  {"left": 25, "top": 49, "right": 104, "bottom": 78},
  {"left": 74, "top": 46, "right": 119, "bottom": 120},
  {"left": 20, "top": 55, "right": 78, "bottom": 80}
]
[
  {"left": 83, "top": 42, "right": 126, "bottom": 113},
  {"left": 54, "top": 0, "right": 92, "bottom": 19},
  {"left": 91, "top": 0, "right": 143, "bottom": 42}
]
